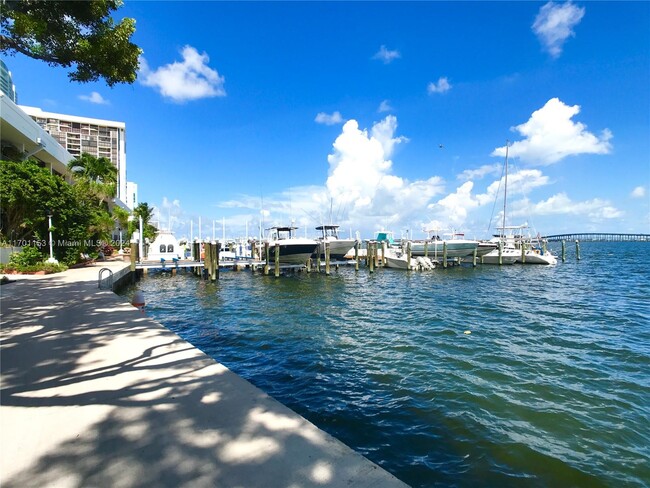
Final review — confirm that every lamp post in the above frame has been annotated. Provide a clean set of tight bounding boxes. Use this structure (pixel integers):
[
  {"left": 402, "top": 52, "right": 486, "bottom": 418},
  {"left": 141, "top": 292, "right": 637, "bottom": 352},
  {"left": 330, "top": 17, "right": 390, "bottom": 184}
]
[{"left": 46, "top": 212, "right": 58, "bottom": 264}]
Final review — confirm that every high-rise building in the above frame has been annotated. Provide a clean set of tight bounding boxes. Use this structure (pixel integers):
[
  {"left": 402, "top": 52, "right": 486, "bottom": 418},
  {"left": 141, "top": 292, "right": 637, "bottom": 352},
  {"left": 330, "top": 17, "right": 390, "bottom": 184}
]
[
  {"left": 0, "top": 60, "right": 18, "bottom": 103},
  {"left": 126, "top": 181, "right": 138, "bottom": 211},
  {"left": 20, "top": 105, "right": 128, "bottom": 202}
]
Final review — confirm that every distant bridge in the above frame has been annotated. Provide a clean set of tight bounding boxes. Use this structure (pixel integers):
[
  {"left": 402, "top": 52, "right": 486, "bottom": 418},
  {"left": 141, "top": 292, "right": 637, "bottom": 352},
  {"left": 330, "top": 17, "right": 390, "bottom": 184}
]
[{"left": 543, "top": 233, "right": 650, "bottom": 242}]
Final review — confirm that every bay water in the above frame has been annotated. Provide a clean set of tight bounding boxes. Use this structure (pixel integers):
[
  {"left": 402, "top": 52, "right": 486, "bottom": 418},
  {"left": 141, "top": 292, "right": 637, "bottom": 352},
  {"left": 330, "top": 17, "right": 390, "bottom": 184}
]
[{"left": 120, "top": 242, "right": 649, "bottom": 487}]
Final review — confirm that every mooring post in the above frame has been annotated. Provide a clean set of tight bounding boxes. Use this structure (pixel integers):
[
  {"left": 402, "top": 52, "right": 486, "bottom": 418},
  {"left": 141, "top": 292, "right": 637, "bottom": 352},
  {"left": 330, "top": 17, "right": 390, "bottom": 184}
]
[
  {"left": 325, "top": 242, "right": 331, "bottom": 275},
  {"left": 424, "top": 240, "right": 428, "bottom": 258},
  {"left": 521, "top": 240, "right": 526, "bottom": 264},
  {"left": 204, "top": 242, "right": 212, "bottom": 279},
  {"left": 381, "top": 241, "right": 387, "bottom": 267},
  {"left": 406, "top": 241, "right": 412, "bottom": 270},
  {"left": 264, "top": 242, "right": 270, "bottom": 275},
  {"left": 374, "top": 242, "right": 379, "bottom": 269},
  {"left": 562, "top": 240, "right": 566, "bottom": 262},
  {"left": 498, "top": 240, "right": 503, "bottom": 266},
  {"left": 472, "top": 247, "right": 478, "bottom": 267},
  {"left": 354, "top": 240, "right": 360, "bottom": 272},
  {"left": 369, "top": 242, "right": 375, "bottom": 273},
  {"left": 575, "top": 240, "right": 581, "bottom": 261},
  {"left": 130, "top": 241, "right": 137, "bottom": 272},
  {"left": 443, "top": 241, "right": 448, "bottom": 268},
  {"left": 215, "top": 241, "right": 220, "bottom": 280},
  {"left": 274, "top": 243, "right": 280, "bottom": 277}
]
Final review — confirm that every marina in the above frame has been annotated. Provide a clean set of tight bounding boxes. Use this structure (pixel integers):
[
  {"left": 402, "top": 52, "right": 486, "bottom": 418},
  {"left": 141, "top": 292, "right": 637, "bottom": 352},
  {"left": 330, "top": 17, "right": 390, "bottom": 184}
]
[{"left": 120, "top": 241, "right": 650, "bottom": 487}]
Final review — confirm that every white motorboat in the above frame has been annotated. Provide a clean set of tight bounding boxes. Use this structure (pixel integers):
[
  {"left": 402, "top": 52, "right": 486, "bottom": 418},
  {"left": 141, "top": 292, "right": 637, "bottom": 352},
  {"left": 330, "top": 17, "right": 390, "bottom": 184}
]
[
  {"left": 480, "top": 240, "right": 519, "bottom": 265},
  {"left": 263, "top": 226, "right": 318, "bottom": 265},
  {"left": 477, "top": 241, "right": 498, "bottom": 257},
  {"left": 383, "top": 247, "right": 436, "bottom": 270},
  {"left": 315, "top": 225, "right": 356, "bottom": 260},
  {"left": 146, "top": 230, "right": 183, "bottom": 261},
  {"left": 410, "top": 232, "right": 479, "bottom": 259},
  {"left": 481, "top": 228, "right": 556, "bottom": 265}
]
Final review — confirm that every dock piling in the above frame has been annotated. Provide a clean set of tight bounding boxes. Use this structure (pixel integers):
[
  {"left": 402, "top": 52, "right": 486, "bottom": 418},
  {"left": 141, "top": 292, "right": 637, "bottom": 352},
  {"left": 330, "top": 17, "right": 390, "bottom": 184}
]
[
  {"left": 575, "top": 240, "right": 581, "bottom": 261},
  {"left": 354, "top": 240, "right": 360, "bottom": 272},
  {"left": 325, "top": 242, "right": 331, "bottom": 275},
  {"left": 406, "top": 241, "right": 412, "bottom": 270},
  {"left": 561, "top": 240, "right": 566, "bottom": 262},
  {"left": 274, "top": 243, "right": 280, "bottom": 278},
  {"left": 443, "top": 241, "right": 448, "bottom": 268}
]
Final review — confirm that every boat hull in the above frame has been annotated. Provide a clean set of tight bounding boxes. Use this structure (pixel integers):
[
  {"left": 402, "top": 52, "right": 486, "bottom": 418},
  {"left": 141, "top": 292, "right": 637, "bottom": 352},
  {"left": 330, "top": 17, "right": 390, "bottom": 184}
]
[
  {"left": 410, "top": 240, "right": 478, "bottom": 259},
  {"left": 516, "top": 251, "right": 557, "bottom": 265},
  {"left": 480, "top": 249, "right": 518, "bottom": 265},
  {"left": 384, "top": 250, "right": 417, "bottom": 270},
  {"left": 317, "top": 239, "right": 356, "bottom": 260},
  {"left": 265, "top": 242, "right": 318, "bottom": 265}
]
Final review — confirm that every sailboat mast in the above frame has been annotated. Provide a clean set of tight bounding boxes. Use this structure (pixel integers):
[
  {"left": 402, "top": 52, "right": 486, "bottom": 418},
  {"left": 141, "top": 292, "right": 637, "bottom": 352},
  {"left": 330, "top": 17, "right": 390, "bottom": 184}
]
[{"left": 501, "top": 141, "right": 509, "bottom": 238}]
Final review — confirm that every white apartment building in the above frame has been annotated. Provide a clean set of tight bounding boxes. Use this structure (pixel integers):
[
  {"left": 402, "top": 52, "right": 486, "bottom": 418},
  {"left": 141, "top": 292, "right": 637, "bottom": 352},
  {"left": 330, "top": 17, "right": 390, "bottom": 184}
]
[
  {"left": 20, "top": 106, "right": 128, "bottom": 203},
  {"left": 126, "top": 181, "right": 138, "bottom": 211}
]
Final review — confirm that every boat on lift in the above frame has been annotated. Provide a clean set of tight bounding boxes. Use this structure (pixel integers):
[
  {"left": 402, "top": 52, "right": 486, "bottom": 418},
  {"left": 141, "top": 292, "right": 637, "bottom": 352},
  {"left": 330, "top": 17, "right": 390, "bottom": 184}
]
[
  {"left": 409, "top": 231, "right": 479, "bottom": 259},
  {"left": 146, "top": 229, "right": 183, "bottom": 261},
  {"left": 263, "top": 226, "right": 318, "bottom": 265},
  {"left": 315, "top": 225, "right": 356, "bottom": 260},
  {"left": 383, "top": 247, "right": 436, "bottom": 270}
]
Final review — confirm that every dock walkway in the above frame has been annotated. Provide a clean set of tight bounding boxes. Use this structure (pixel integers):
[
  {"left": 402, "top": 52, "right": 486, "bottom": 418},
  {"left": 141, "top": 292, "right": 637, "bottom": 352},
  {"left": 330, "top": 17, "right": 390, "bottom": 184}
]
[{"left": 0, "top": 262, "right": 407, "bottom": 487}]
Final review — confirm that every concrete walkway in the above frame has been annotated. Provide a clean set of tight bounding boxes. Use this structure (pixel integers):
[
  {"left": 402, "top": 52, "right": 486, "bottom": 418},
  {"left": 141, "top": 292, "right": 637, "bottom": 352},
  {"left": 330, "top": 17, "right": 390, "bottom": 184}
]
[{"left": 1, "top": 262, "right": 408, "bottom": 487}]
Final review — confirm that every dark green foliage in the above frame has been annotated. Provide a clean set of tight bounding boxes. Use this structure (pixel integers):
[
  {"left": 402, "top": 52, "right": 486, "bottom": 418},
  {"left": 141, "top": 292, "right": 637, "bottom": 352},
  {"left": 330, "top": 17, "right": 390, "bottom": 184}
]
[
  {"left": 0, "top": 0, "right": 141, "bottom": 86},
  {"left": 132, "top": 202, "right": 158, "bottom": 240},
  {"left": 8, "top": 245, "right": 43, "bottom": 267},
  {"left": 0, "top": 159, "right": 116, "bottom": 265}
]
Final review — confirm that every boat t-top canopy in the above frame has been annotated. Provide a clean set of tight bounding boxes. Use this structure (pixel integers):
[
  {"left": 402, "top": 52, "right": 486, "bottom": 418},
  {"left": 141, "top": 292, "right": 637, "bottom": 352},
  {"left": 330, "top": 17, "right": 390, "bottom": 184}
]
[{"left": 266, "top": 226, "right": 298, "bottom": 232}]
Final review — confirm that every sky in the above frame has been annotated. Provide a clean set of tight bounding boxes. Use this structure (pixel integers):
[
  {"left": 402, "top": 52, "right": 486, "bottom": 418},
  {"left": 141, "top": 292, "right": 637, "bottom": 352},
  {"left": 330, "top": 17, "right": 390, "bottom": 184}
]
[{"left": 5, "top": 1, "right": 650, "bottom": 240}]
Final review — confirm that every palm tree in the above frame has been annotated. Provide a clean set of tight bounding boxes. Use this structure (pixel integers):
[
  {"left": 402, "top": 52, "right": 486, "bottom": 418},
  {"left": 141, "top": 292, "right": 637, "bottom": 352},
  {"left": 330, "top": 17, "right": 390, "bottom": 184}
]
[
  {"left": 68, "top": 153, "right": 118, "bottom": 203},
  {"left": 132, "top": 202, "right": 157, "bottom": 240},
  {"left": 68, "top": 153, "right": 117, "bottom": 195}
]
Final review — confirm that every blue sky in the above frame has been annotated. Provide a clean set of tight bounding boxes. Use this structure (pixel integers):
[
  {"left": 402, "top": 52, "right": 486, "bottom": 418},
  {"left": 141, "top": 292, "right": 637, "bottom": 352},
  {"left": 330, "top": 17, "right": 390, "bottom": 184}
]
[{"left": 5, "top": 1, "right": 650, "bottom": 240}]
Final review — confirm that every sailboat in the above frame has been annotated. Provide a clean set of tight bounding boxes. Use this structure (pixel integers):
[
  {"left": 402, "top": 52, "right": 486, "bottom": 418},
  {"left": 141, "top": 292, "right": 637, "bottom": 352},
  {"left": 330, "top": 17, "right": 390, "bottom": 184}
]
[{"left": 482, "top": 142, "right": 557, "bottom": 266}]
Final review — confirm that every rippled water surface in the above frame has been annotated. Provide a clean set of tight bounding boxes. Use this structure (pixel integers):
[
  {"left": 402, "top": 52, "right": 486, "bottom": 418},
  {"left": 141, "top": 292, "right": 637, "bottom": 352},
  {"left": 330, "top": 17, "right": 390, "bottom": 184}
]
[{"left": 120, "top": 242, "right": 650, "bottom": 487}]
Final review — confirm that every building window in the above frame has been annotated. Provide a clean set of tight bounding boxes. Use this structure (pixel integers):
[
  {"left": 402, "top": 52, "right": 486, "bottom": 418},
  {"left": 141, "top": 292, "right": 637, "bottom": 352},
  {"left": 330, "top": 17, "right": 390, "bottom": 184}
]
[
  {"left": 160, "top": 245, "right": 166, "bottom": 253},
  {"left": 167, "top": 245, "right": 174, "bottom": 253}
]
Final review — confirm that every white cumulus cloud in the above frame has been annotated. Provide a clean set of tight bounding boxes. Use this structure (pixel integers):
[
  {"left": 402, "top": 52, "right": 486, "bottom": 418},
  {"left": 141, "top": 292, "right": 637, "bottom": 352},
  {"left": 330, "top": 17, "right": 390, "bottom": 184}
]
[
  {"left": 139, "top": 45, "right": 226, "bottom": 102},
  {"left": 428, "top": 181, "right": 480, "bottom": 228},
  {"left": 458, "top": 163, "right": 502, "bottom": 181},
  {"left": 378, "top": 100, "right": 393, "bottom": 113},
  {"left": 315, "top": 111, "right": 344, "bottom": 125},
  {"left": 427, "top": 77, "right": 451, "bottom": 94},
  {"left": 326, "top": 116, "right": 443, "bottom": 231},
  {"left": 372, "top": 45, "right": 401, "bottom": 64},
  {"left": 510, "top": 192, "right": 623, "bottom": 220},
  {"left": 78, "top": 91, "right": 109, "bottom": 105},
  {"left": 476, "top": 169, "right": 551, "bottom": 206},
  {"left": 631, "top": 186, "right": 646, "bottom": 198},
  {"left": 533, "top": 1, "right": 585, "bottom": 58},
  {"left": 492, "top": 98, "right": 612, "bottom": 165}
]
